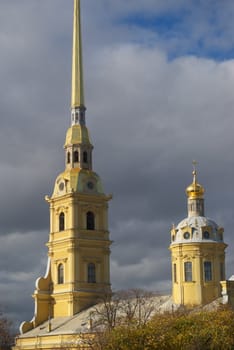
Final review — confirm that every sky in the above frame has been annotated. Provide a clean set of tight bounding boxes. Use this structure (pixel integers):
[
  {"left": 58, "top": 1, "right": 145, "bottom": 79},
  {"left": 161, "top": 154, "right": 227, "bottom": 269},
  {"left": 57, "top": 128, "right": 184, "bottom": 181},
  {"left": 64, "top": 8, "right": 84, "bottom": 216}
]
[{"left": 1, "top": 0, "right": 234, "bottom": 330}]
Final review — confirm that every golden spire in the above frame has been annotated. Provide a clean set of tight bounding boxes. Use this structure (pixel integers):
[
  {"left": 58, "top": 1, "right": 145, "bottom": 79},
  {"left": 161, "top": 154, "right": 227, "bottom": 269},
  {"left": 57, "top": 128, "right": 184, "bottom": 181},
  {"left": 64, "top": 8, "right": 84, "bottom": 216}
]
[
  {"left": 71, "top": 0, "right": 86, "bottom": 125},
  {"left": 186, "top": 161, "right": 205, "bottom": 198}
]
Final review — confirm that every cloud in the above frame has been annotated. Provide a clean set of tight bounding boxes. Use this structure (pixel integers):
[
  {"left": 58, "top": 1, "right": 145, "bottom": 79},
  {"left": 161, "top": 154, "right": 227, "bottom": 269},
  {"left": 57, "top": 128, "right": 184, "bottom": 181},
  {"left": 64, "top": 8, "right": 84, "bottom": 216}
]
[
  {"left": 86, "top": 38, "right": 234, "bottom": 299},
  {"left": 0, "top": 0, "right": 234, "bottom": 330},
  {"left": 0, "top": 231, "right": 47, "bottom": 327}
]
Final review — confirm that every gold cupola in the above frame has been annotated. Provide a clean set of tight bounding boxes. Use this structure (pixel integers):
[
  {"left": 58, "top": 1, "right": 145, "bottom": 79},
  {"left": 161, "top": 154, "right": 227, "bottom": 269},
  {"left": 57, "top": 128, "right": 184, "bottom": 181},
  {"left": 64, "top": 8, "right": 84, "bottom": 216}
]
[
  {"left": 186, "top": 161, "right": 205, "bottom": 199},
  {"left": 186, "top": 168, "right": 205, "bottom": 199},
  {"left": 186, "top": 163, "right": 205, "bottom": 217}
]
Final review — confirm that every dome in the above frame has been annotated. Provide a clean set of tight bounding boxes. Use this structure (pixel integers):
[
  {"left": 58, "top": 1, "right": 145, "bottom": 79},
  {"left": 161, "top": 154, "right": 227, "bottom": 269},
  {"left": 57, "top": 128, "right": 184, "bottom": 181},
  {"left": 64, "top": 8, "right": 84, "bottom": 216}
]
[
  {"left": 171, "top": 215, "right": 224, "bottom": 244},
  {"left": 177, "top": 216, "right": 218, "bottom": 231},
  {"left": 64, "top": 124, "right": 92, "bottom": 147},
  {"left": 52, "top": 168, "right": 104, "bottom": 198},
  {"left": 186, "top": 170, "right": 204, "bottom": 199}
]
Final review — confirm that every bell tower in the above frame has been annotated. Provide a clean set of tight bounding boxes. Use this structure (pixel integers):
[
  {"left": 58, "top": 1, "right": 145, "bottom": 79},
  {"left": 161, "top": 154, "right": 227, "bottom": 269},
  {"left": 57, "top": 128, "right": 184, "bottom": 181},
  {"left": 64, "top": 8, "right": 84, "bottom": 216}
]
[
  {"left": 20, "top": 0, "right": 112, "bottom": 333},
  {"left": 169, "top": 164, "right": 227, "bottom": 306}
]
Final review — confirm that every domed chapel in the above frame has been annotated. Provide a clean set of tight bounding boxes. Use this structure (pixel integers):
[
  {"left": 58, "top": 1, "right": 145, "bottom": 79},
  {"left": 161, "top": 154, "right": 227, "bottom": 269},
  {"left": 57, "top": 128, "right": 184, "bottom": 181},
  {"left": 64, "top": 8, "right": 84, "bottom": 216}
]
[
  {"left": 170, "top": 165, "right": 227, "bottom": 306},
  {"left": 13, "top": 1, "right": 234, "bottom": 349}
]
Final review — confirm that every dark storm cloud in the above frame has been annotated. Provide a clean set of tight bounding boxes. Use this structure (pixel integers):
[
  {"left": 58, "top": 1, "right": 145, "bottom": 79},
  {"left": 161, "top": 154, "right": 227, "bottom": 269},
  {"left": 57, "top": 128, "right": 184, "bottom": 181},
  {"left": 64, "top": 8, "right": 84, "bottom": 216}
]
[
  {"left": 1, "top": 0, "right": 234, "bottom": 329},
  {"left": 0, "top": 231, "right": 48, "bottom": 328},
  {"left": 87, "top": 45, "right": 234, "bottom": 292}
]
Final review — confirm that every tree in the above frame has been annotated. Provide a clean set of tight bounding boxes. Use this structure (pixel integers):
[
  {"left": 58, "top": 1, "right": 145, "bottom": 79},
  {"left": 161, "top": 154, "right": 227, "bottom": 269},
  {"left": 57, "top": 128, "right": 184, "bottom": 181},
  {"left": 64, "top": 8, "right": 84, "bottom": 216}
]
[
  {"left": 59, "top": 289, "right": 157, "bottom": 349},
  {"left": 0, "top": 312, "right": 13, "bottom": 350},
  {"left": 121, "top": 288, "right": 155, "bottom": 326},
  {"left": 58, "top": 292, "right": 234, "bottom": 349},
  {"left": 98, "top": 306, "right": 234, "bottom": 350}
]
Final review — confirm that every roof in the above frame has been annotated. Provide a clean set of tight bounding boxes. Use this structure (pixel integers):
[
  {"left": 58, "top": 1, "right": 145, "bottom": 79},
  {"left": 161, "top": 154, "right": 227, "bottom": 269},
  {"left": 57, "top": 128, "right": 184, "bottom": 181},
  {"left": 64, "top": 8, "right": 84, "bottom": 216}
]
[
  {"left": 171, "top": 215, "right": 224, "bottom": 244},
  {"left": 18, "top": 295, "right": 174, "bottom": 338}
]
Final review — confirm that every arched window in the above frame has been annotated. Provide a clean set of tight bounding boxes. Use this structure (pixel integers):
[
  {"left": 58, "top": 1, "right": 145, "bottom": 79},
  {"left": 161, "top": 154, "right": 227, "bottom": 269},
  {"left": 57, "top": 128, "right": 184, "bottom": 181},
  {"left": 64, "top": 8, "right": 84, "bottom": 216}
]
[
  {"left": 59, "top": 212, "right": 65, "bottom": 231},
  {"left": 83, "top": 151, "right": 88, "bottom": 163},
  {"left": 58, "top": 264, "right": 64, "bottom": 284},
  {"left": 67, "top": 152, "right": 71, "bottom": 164},
  {"left": 86, "top": 211, "right": 95, "bottom": 230},
  {"left": 73, "top": 150, "right": 79, "bottom": 163},
  {"left": 88, "top": 263, "right": 96, "bottom": 283}
]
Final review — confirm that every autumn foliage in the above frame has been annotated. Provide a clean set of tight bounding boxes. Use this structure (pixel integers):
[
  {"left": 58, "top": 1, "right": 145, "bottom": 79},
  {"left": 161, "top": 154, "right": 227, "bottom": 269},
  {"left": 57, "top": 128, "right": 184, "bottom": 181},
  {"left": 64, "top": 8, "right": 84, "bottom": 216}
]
[
  {"left": 71, "top": 290, "right": 234, "bottom": 350},
  {"left": 60, "top": 290, "right": 234, "bottom": 350},
  {"left": 100, "top": 307, "right": 234, "bottom": 350}
]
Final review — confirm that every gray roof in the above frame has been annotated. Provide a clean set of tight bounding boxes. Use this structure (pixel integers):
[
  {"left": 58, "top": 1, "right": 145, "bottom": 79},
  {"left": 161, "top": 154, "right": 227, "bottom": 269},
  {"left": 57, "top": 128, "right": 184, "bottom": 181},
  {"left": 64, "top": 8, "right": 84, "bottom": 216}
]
[{"left": 18, "top": 295, "right": 174, "bottom": 338}]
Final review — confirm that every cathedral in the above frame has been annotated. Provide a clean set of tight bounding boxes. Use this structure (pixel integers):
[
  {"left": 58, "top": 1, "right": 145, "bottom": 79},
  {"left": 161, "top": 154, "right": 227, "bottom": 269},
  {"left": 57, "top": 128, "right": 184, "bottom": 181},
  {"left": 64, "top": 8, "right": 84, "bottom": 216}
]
[{"left": 13, "top": 0, "right": 234, "bottom": 349}]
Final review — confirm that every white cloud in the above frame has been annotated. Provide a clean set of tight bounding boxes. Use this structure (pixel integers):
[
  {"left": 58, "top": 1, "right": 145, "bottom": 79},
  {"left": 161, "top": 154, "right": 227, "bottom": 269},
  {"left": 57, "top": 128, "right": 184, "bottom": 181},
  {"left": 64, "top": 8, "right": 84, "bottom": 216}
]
[{"left": 0, "top": 0, "right": 234, "bottom": 328}]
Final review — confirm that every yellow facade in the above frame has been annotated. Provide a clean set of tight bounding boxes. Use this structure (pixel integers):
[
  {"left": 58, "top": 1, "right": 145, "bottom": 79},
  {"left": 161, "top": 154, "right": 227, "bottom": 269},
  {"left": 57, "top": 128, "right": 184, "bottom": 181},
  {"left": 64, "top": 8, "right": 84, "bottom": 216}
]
[
  {"left": 15, "top": 333, "right": 90, "bottom": 350},
  {"left": 14, "top": 0, "right": 112, "bottom": 344},
  {"left": 170, "top": 169, "right": 227, "bottom": 306}
]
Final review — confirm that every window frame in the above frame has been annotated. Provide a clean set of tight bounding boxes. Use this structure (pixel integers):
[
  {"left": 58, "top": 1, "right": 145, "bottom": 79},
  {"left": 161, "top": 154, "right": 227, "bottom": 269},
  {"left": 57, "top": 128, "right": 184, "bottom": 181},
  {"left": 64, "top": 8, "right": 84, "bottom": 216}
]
[
  {"left": 204, "top": 261, "right": 212, "bottom": 282},
  {"left": 83, "top": 151, "right": 88, "bottom": 163},
  {"left": 87, "top": 263, "right": 96, "bottom": 283},
  {"left": 173, "top": 263, "right": 177, "bottom": 283},
  {"left": 73, "top": 150, "right": 79, "bottom": 163},
  {"left": 220, "top": 262, "right": 225, "bottom": 281},
  {"left": 67, "top": 152, "right": 71, "bottom": 164},
  {"left": 58, "top": 264, "right": 64, "bottom": 284},
  {"left": 59, "top": 212, "right": 65, "bottom": 231},
  {"left": 184, "top": 261, "right": 192, "bottom": 282},
  {"left": 86, "top": 211, "right": 95, "bottom": 230}
]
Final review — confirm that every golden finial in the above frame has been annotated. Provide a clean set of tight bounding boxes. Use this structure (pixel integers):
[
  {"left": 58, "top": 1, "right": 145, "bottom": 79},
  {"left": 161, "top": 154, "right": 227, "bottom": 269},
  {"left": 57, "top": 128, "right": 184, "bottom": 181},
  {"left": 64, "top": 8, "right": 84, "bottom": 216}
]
[
  {"left": 71, "top": 0, "right": 85, "bottom": 110},
  {"left": 186, "top": 161, "right": 205, "bottom": 198},
  {"left": 192, "top": 160, "right": 197, "bottom": 184}
]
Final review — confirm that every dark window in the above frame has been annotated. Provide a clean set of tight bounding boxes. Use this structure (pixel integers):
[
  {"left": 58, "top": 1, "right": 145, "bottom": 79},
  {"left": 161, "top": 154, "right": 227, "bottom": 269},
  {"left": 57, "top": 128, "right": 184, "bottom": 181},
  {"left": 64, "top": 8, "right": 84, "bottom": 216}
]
[
  {"left": 58, "top": 264, "right": 64, "bottom": 284},
  {"left": 173, "top": 263, "right": 177, "bottom": 283},
  {"left": 203, "top": 231, "right": 210, "bottom": 239},
  {"left": 87, "top": 211, "right": 95, "bottom": 230},
  {"left": 74, "top": 150, "right": 79, "bottom": 163},
  {"left": 59, "top": 212, "right": 65, "bottom": 231},
  {"left": 184, "top": 262, "right": 192, "bottom": 282},
  {"left": 88, "top": 263, "right": 96, "bottom": 283},
  {"left": 83, "top": 151, "right": 88, "bottom": 163},
  {"left": 204, "top": 261, "right": 212, "bottom": 282},
  {"left": 67, "top": 152, "right": 71, "bottom": 164},
  {"left": 183, "top": 232, "right": 190, "bottom": 239},
  {"left": 220, "top": 262, "right": 225, "bottom": 281}
]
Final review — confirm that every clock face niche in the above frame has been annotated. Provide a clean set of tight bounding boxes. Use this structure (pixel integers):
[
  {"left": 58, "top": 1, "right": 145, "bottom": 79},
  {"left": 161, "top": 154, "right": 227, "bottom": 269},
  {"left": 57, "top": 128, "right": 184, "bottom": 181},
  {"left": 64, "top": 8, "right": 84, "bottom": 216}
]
[
  {"left": 86, "top": 180, "right": 96, "bottom": 191},
  {"left": 59, "top": 182, "right": 64, "bottom": 191},
  {"left": 57, "top": 179, "right": 65, "bottom": 194}
]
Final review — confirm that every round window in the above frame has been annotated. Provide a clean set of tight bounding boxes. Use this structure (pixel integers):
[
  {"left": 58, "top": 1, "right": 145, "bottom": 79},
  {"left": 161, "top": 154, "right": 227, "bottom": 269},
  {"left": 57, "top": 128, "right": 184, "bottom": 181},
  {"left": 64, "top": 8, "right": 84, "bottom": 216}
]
[
  {"left": 183, "top": 232, "right": 190, "bottom": 239},
  {"left": 87, "top": 181, "right": 94, "bottom": 190},
  {"left": 203, "top": 231, "right": 210, "bottom": 239}
]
